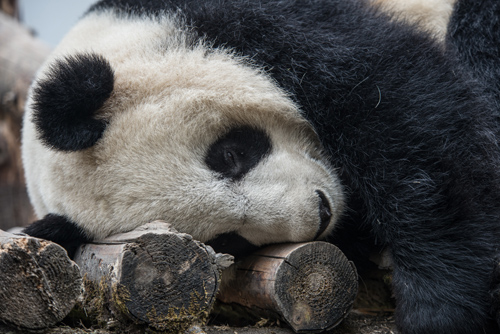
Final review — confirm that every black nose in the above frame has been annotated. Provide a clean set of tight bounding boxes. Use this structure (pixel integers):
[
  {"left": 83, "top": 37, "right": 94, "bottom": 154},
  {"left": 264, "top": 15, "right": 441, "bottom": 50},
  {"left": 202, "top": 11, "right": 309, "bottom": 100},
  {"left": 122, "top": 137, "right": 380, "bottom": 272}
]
[{"left": 315, "top": 190, "right": 332, "bottom": 239}]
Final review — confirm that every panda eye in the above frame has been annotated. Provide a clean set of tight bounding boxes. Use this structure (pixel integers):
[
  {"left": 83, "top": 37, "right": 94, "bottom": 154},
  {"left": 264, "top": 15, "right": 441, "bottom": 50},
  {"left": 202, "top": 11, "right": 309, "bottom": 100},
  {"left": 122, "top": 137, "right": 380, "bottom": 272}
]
[
  {"left": 224, "top": 149, "right": 238, "bottom": 168},
  {"left": 205, "top": 126, "right": 271, "bottom": 181}
]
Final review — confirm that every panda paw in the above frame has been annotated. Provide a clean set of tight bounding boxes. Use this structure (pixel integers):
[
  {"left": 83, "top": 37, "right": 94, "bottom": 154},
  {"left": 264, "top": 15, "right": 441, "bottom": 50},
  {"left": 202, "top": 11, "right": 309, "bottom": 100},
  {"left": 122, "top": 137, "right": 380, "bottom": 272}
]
[{"left": 23, "top": 214, "right": 92, "bottom": 258}]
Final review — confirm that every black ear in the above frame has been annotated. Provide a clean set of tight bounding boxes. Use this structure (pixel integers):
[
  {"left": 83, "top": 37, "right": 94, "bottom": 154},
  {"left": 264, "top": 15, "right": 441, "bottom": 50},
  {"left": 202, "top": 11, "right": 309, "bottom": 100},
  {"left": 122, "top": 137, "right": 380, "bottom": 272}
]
[{"left": 32, "top": 53, "right": 114, "bottom": 151}]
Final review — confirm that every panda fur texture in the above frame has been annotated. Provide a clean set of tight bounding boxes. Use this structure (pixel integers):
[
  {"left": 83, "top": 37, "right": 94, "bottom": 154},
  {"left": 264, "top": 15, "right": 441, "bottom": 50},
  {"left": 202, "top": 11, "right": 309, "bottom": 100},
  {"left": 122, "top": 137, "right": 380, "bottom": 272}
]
[
  {"left": 22, "top": 0, "right": 500, "bottom": 333},
  {"left": 368, "top": 0, "right": 457, "bottom": 41}
]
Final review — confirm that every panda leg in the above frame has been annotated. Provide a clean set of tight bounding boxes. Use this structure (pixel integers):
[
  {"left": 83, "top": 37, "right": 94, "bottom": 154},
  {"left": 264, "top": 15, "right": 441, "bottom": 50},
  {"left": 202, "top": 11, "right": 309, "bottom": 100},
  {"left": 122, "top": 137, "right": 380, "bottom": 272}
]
[
  {"left": 446, "top": 0, "right": 500, "bottom": 330},
  {"left": 388, "top": 235, "right": 498, "bottom": 334},
  {"left": 23, "top": 214, "right": 91, "bottom": 259},
  {"left": 447, "top": 0, "right": 500, "bottom": 103}
]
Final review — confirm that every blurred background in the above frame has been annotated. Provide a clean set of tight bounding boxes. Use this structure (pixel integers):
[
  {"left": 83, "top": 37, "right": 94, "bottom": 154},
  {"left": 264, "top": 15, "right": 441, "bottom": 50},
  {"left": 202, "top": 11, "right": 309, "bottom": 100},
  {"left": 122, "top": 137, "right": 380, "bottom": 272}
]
[
  {"left": 0, "top": 0, "right": 102, "bottom": 229},
  {"left": 20, "top": 0, "right": 96, "bottom": 47}
]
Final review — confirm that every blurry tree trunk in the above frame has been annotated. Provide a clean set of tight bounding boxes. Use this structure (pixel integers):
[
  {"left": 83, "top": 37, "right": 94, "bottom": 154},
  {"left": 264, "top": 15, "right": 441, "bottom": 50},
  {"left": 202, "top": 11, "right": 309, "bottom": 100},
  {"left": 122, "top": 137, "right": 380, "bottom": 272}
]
[
  {"left": 1, "top": 0, "right": 18, "bottom": 19},
  {"left": 0, "top": 6, "right": 50, "bottom": 229}
]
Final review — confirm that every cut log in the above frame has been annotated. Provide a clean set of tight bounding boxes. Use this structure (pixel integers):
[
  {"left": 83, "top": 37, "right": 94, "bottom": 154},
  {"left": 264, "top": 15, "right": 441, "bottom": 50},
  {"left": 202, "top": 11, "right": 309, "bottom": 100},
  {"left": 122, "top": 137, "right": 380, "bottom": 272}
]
[
  {"left": 217, "top": 242, "right": 358, "bottom": 333},
  {"left": 0, "top": 229, "right": 82, "bottom": 331},
  {"left": 73, "top": 221, "right": 233, "bottom": 332}
]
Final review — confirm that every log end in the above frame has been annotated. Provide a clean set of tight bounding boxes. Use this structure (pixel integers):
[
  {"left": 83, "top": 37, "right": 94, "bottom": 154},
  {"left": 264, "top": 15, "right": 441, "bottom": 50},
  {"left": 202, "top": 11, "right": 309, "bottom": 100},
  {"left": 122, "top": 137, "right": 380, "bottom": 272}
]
[
  {"left": 218, "top": 241, "right": 358, "bottom": 333},
  {"left": 0, "top": 234, "right": 82, "bottom": 330},
  {"left": 272, "top": 242, "right": 358, "bottom": 332},
  {"left": 120, "top": 232, "right": 221, "bottom": 331}
]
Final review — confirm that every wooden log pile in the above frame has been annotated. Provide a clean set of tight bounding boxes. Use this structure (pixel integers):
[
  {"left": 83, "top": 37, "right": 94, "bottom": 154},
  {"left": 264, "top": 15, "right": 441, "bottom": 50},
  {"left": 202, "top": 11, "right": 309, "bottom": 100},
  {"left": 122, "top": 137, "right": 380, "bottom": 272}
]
[{"left": 0, "top": 222, "right": 359, "bottom": 333}]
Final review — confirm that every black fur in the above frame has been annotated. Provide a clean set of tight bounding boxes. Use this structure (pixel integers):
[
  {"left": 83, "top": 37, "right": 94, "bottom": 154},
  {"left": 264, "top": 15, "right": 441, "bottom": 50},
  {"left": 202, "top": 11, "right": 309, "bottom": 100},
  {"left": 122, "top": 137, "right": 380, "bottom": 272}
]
[
  {"left": 447, "top": 0, "right": 500, "bottom": 108},
  {"left": 188, "top": 3, "right": 500, "bottom": 332},
  {"left": 23, "top": 214, "right": 92, "bottom": 258},
  {"left": 205, "top": 126, "right": 271, "bottom": 181},
  {"left": 315, "top": 190, "right": 332, "bottom": 239},
  {"left": 191, "top": 3, "right": 500, "bottom": 332},
  {"left": 67, "top": 0, "right": 500, "bottom": 332},
  {"left": 32, "top": 53, "right": 114, "bottom": 151},
  {"left": 205, "top": 232, "right": 260, "bottom": 260},
  {"left": 447, "top": 0, "right": 500, "bottom": 329}
]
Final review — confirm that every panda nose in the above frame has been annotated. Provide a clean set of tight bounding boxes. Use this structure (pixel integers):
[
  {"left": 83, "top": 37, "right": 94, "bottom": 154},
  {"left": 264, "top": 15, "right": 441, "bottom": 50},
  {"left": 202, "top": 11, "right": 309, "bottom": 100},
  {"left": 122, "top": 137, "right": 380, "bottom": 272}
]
[{"left": 315, "top": 190, "right": 332, "bottom": 239}]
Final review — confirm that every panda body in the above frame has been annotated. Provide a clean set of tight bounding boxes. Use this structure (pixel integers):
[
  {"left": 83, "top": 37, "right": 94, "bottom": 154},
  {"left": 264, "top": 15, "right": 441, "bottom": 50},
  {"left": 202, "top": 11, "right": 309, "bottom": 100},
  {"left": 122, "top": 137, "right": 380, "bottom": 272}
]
[{"left": 22, "top": 0, "right": 500, "bottom": 333}]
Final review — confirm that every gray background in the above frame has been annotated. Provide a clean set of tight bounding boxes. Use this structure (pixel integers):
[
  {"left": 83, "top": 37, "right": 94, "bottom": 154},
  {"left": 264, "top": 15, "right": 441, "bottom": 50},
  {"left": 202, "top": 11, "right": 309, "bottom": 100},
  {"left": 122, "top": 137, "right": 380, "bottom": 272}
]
[{"left": 19, "top": 0, "right": 97, "bottom": 47}]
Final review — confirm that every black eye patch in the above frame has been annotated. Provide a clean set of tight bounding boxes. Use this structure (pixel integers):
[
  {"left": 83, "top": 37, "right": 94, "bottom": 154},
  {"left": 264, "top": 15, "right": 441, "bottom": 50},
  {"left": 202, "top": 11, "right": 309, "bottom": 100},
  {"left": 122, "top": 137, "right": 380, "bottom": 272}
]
[{"left": 205, "top": 126, "right": 271, "bottom": 180}]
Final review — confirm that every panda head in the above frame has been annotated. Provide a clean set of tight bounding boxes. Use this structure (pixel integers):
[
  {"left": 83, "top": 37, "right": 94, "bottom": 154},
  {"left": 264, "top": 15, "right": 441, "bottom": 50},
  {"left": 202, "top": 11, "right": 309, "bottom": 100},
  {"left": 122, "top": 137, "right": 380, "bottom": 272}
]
[{"left": 22, "top": 11, "right": 344, "bottom": 258}]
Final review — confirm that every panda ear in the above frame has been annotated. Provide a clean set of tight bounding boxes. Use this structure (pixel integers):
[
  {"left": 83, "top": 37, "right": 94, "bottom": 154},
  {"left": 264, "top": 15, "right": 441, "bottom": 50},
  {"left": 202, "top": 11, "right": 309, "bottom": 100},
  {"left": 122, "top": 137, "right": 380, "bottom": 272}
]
[{"left": 32, "top": 53, "right": 114, "bottom": 151}]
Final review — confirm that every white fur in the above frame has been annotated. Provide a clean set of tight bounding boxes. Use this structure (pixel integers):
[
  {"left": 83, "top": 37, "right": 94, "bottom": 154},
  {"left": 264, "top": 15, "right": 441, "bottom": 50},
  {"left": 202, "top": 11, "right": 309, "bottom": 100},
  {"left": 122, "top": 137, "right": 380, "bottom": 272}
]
[
  {"left": 22, "top": 11, "right": 344, "bottom": 245},
  {"left": 369, "top": 0, "right": 457, "bottom": 41}
]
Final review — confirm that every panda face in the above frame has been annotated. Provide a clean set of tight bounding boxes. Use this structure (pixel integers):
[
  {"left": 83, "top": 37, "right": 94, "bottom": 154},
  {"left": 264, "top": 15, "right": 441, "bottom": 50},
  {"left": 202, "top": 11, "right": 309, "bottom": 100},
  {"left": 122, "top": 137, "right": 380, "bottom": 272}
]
[
  {"left": 201, "top": 125, "right": 342, "bottom": 255},
  {"left": 88, "top": 86, "right": 343, "bottom": 250},
  {"left": 22, "top": 11, "right": 345, "bottom": 257}
]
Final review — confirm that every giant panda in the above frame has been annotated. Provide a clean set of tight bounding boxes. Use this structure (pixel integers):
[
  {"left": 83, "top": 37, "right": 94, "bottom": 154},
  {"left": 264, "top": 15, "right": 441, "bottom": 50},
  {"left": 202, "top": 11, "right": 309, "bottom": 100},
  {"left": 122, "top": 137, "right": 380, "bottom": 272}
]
[{"left": 22, "top": 0, "right": 500, "bottom": 333}]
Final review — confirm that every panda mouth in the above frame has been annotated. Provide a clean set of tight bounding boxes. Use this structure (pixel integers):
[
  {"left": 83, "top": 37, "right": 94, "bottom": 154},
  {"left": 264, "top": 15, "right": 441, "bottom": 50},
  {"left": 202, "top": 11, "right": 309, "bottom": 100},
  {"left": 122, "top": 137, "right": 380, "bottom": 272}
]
[
  {"left": 315, "top": 190, "right": 332, "bottom": 239},
  {"left": 205, "top": 232, "right": 260, "bottom": 260},
  {"left": 206, "top": 192, "right": 333, "bottom": 257}
]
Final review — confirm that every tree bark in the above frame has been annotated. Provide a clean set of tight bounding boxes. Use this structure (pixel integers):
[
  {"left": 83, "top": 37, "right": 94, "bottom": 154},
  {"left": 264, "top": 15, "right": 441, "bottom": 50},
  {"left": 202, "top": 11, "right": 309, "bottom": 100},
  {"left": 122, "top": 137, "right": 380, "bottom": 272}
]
[
  {"left": 73, "top": 221, "right": 233, "bottom": 332},
  {"left": 0, "top": 230, "right": 82, "bottom": 331},
  {"left": 217, "top": 242, "right": 358, "bottom": 333},
  {"left": 0, "top": 0, "right": 18, "bottom": 18}
]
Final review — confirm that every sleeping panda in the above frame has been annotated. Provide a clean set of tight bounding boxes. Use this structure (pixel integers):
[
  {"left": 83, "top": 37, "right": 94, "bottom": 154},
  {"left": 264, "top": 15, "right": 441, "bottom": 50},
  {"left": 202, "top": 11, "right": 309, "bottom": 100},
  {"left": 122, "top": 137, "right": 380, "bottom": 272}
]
[{"left": 22, "top": 0, "right": 500, "bottom": 333}]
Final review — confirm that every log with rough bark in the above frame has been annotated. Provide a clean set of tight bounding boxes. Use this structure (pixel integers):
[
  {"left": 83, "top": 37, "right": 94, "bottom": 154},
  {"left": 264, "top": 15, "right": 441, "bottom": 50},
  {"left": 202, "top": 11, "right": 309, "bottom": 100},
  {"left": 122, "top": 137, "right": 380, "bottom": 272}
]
[
  {"left": 0, "top": 229, "right": 82, "bottom": 331},
  {"left": 217, "top": 242, "right": 358, "bottom": 333},
  {"left": 73, "top": 221, "right": 233, "bottom": 332}
]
